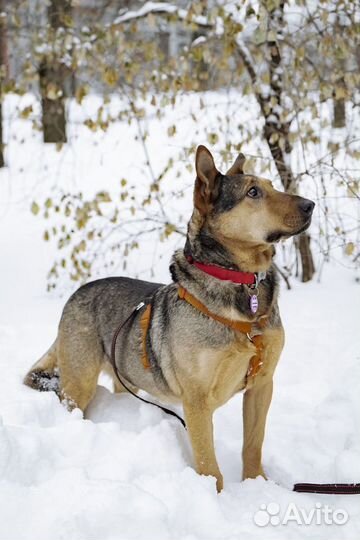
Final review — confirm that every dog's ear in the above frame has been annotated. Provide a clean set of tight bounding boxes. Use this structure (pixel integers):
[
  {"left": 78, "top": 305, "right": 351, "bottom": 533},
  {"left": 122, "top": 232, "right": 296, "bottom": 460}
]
[
  {"left": 226, "top": 152, "right": 246, "bottom": 176},
  {"left": 194, "top": 145, "right": 221, "bottom": 215}
]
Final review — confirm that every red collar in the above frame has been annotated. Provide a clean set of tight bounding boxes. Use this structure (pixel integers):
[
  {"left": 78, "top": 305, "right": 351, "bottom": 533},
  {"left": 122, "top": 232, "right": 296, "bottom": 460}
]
[{"left": 186, "top": 255, "right": 265, "bottom": 285}]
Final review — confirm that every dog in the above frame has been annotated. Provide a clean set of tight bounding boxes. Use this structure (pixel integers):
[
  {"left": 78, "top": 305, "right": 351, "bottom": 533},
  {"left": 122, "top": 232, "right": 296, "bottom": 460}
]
[{"left": 24, "top": 145, "right": 314, "bottom": 492}]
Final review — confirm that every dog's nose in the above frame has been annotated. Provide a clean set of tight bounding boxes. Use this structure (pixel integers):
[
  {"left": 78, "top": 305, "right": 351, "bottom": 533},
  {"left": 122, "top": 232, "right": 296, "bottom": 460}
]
[{"left": 298, "top": 198, "right": 315, "bottom": 217}]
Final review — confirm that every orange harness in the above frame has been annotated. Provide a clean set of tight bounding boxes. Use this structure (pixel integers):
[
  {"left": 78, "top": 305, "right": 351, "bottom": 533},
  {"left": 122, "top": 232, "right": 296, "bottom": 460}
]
[
  {"left": 178, "top": 286, "right": 265, "bottom": 381},
  {"left": 139, "top": 304, "right": 152, "bottom": 369},
  {"left": 139, "top": 286, "right": 266, "bottom": 381}
]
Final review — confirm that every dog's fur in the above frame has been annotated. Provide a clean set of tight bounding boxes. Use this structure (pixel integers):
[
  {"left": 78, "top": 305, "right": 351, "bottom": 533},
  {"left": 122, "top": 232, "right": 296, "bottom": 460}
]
[{"left": 24, "top": 146, "right": 314, "bottom": 491}]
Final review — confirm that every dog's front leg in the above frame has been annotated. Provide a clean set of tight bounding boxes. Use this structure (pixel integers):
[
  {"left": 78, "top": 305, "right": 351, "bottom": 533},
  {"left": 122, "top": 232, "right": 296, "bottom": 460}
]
[
  {"left": 183, "top": 396, "right": 223, "bottom": 492},
  {"left": 242, "top": 379, "right": 273, "bottom": 480}
]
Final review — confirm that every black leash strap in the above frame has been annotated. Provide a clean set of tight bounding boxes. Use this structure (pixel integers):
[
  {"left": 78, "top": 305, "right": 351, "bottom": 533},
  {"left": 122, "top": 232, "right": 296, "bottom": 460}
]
[
  {"left": 110, "top": 302, "right": 186, "bottom": 429},
  {"left": 293, "top": 482, "right": 360, "bottom": 495}
]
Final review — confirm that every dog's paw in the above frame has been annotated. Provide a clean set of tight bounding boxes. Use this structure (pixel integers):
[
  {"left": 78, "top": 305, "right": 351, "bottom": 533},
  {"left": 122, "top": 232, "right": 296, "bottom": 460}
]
[
  {"left": 216, "top": 474, "right": 224, "bottom": 493},
  {"left": 242, "top": 466, "right": 267, "bottom": 481}
]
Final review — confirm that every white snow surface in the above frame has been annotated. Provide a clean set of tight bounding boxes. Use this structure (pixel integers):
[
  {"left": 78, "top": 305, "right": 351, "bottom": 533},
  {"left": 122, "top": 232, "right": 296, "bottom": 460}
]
[{"left": 0, "top": 93, "right": 359, "bottom": 539}]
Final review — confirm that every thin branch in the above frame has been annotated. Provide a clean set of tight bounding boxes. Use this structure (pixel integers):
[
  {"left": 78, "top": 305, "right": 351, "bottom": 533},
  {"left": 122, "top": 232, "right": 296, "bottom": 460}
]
[{"left": 273, "top": 261, "right": 292, "bottom": 290}]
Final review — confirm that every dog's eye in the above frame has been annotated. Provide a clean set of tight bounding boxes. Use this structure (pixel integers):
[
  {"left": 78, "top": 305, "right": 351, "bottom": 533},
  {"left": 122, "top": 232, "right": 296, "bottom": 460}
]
[{"left": 247, "top": 186, "right": 261, "bottom": 198}]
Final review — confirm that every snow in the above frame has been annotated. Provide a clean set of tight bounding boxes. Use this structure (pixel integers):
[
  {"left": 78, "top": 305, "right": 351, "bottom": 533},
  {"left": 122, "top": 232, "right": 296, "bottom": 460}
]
[
  {"left": 0, "top": 92, "right": 359, "bottom": 539},
  {"left": 114, "top": 2, "right": 209, "bottom": 28},
  {"left": 191, "top": 35, "right": 207, "bottom": 48}
]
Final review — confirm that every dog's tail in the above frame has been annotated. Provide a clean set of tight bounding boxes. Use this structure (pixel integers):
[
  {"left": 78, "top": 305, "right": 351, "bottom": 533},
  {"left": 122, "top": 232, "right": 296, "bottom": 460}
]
[{"left": 23, "top": 340, "right": 60, "bottom": 393}]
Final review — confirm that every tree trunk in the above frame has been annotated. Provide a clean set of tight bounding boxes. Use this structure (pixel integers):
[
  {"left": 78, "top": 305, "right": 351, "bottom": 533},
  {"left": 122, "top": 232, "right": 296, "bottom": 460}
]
[
  {"left": 332, "top": 18, "right": 346, "bottom": 129},
  {"left": 0, "top": 100, "right": 4, "bottom": 168},
  {"left": 333, "top": 91, "right": 346, "bottom": 129},
  {"left": 297, "top": 233, "right": 315, "bottom": 282},
  {"left": 238, "top": 1, "right": 315, "bottom": 282},
  {"left": 40, "top": 0, "right": 71, "bottom": 143},
  {"left": 39, "top": 62, "right": 67, "bottom": 143},
  {"left": 0, "top": 0, "right": 8, "bottom": 167}
]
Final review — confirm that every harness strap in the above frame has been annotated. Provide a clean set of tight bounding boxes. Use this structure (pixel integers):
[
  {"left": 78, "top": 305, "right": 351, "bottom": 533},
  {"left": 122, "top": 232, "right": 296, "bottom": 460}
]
[
  {"left": 246, "top": 334, "right": 264, "bottom": 378},
  {"left": 178, "top": 286, "right": 264, "bottom": 381},
  {"left": 139, "top": 304, "right": 152, "bottom": 369},
  {"left": 178, "top": 286, "right": 253, "bottom": 334},
  {"left": 110, "top": 302, "right": 186, "bottom": 429}
]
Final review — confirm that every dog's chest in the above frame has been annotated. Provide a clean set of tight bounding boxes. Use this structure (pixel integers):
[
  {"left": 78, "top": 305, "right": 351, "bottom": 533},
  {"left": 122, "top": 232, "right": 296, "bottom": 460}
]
[{"left": 190, "top": 337, "right": 258, "bottom": 407}]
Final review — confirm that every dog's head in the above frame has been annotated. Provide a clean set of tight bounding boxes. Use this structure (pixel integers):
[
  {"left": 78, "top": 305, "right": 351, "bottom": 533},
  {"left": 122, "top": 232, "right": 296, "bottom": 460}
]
[{"left": 187, "top": 145, "right": 314, "bottom": 270}]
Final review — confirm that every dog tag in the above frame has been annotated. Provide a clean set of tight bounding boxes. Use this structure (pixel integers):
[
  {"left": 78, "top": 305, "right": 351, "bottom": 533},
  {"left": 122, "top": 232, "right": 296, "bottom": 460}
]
[{"left": 250, "top": 295, "right": 258, "bottom": 314}]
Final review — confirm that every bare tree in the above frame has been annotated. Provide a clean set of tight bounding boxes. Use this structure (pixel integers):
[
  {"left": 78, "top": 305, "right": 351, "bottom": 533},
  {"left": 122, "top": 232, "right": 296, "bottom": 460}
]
[
  {"left": 39, "top": 0, "right": 72, "bottom": 143},
  {"left": 236, "top": 2, "right": 315, "bottom": 281},
  {"left": 332, "top": 17, "right": 347, "bottom": 129},
  {"left": 0, "top": 2, "right": 8, "bottom": 167},
  {"left": 115, "top": 1, "right": 316, "bottom": 281}
]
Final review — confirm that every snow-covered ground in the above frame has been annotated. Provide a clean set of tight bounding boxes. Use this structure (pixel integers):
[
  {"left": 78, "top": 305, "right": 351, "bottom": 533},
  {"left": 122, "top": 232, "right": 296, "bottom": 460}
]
[{"left": 0, "top": 93, "right": 359, "bottom": 540}]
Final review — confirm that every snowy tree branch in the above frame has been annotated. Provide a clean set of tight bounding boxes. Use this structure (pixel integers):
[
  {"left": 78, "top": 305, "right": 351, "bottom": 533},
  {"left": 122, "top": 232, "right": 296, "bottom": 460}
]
[{"left": 113, "top": 1, "right": 212, "bottom": 29}]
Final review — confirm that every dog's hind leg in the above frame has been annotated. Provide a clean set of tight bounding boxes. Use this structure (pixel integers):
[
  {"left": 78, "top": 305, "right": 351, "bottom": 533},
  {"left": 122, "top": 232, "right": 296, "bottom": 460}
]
[
  {"left": 23, "top": 340, "right": 60, "bottom": 393},
  {"left": 57, "top": 330, "right": 103, "bottom": 412}
]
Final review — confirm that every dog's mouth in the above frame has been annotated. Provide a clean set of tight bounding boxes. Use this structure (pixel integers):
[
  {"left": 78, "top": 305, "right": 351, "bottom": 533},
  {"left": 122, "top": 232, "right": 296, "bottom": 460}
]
[
  {"left": 266, "top": 217, "right": 312, "bottom": 244},
  {"left": 293, "top": 217, "right": 312, "bottom": 236}
]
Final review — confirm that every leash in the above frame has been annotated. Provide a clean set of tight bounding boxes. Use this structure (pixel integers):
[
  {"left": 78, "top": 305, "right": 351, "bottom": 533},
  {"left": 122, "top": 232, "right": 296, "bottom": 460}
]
[
  {"left": 293, "top": 483, "right": 360, "bottom": 495},
  {"left": 110, "top": 301, "right": 186, "bottom": 429}
]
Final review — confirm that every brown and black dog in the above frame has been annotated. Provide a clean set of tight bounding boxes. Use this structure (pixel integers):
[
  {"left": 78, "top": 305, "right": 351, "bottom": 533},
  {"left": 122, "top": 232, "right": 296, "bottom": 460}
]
[{"left": 24, "top": 146, "right": 314, "bottom": 491}]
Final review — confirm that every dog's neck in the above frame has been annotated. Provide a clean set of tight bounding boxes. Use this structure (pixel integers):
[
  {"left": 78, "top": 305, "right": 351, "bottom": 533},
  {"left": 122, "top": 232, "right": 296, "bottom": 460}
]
[
  {"left": 170, "top": 249, "right": 278, "bottom": 321},
  {"left": 184, "top": 235, "right": 235, "bottom": 270},
  {"left": 184, "top": 229, "right": 274, "bottom": 274},
  {"left": 212, "top": 236, "right": 275, "bottom": 273}
]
